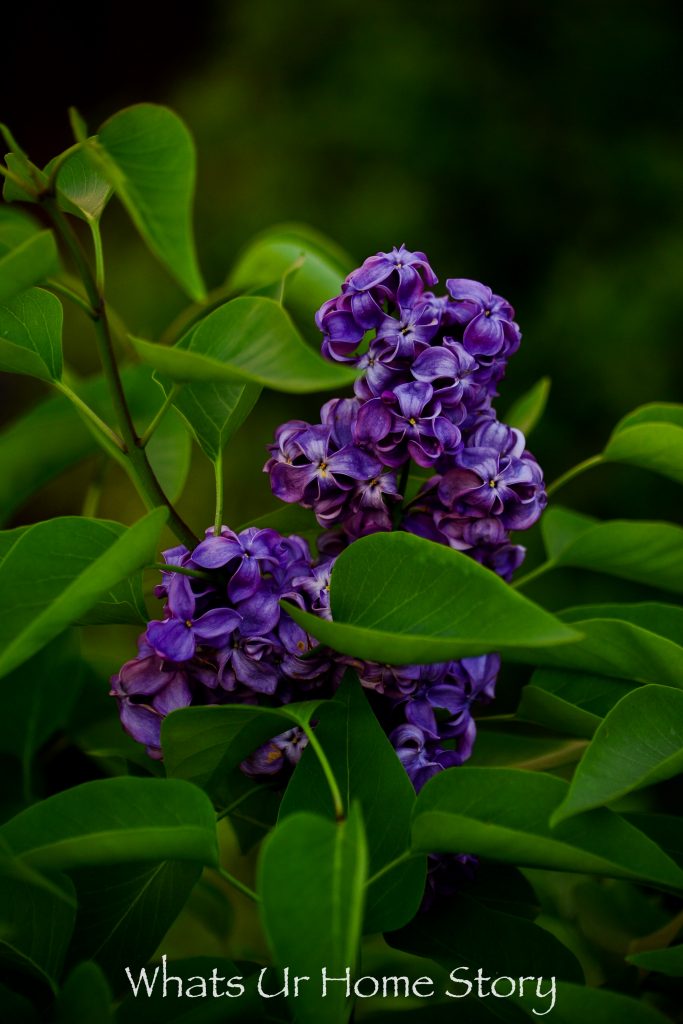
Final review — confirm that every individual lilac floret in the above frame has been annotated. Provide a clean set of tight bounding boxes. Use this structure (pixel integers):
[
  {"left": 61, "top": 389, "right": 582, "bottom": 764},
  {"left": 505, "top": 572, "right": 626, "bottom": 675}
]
[
  {"left": 193, "top": 526, "right": 281, "bottom": 601},
  {"left": 345, "top": 245, "right": 438, "bottom": 307},
  {"left": 390, "top": 724, "right": 463, "bottom": 790},
  {"left": 110, "top": 643, "right": 192, "bottom": 759},
  {"left": 146, "top": 575, "right": 241, "bottom": 662},
  {"left": 241, "top": 727, "right": 309, "bottom": 777},
  {"left": 446, "top": 278, "right": 521, "bottom": 358}
]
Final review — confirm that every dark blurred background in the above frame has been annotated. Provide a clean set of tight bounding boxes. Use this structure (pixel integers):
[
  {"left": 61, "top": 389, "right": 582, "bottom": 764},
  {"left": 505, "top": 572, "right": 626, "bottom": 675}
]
[{"left": 2, "top": 0, "right": 682, "bottom": 534}]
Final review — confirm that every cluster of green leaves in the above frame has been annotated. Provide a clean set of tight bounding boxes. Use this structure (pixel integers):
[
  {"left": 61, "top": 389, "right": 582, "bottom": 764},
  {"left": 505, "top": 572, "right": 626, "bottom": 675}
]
[{"left": 1, "top": 105, "right": 681, "bottom": 1024}]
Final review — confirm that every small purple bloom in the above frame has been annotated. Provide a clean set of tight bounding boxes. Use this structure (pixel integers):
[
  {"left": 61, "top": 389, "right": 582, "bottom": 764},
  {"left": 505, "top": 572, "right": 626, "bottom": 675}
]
[
  {"left": 146, "top": 575, "right": 241, "bottom": 662},
  {"left": 192, "top": 526, "right": 281, "bottom": 602},
  {"left": 345, "top": 245, "right": 438, "bottom": 306},
  {"left": 390, "top": 723, "right": 462, "bottom": 790},
  {"left": 446, "top": 278, "right": 521, "bottom": 357},
  {"left": 110, "top": 653, "right": 192, "bottom": 757}
]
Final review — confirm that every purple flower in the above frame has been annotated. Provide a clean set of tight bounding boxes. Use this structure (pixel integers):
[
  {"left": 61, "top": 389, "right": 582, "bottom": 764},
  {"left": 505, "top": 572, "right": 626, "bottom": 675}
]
[
  {"left": 193, "top": 526, "right": 281, "bottom": 601},
  {"left": 390, "top": 724, "right": 462, "bottom": 790},
  {"left": 356, "top": 382, "right": 461, "bottom": 468},
  {"left": 345, "top": 245, "right": 438, "bottom": 306},
  {"left": 446, "top": 278, "right": 521, "bottom": 357},
  {"left": 438, "top": 446, "right": 544, "bottom": 528},
  {"left": 266, "top": 423, "right": 381, "bottom": 508},
  {"left": 241, "top": 727, "right": 309, "bottom": 777},
  {"left": 412, "top": 342, "right": 483, "bottom": 412},
  {"left": 110, "top": 652, "right": 192, "bottom": 757},
  {"left": 146, "top": 575, "right": 241, "bottom": 662}
]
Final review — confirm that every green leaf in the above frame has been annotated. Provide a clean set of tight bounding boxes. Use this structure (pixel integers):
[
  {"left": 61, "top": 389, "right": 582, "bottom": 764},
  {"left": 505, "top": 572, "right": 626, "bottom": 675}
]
[
  {"left": 66, "top": 860, "right": 202, "bottom": 987},
  {"left": 547, "top": 982, "right": 671, "bottom": 1024},
  {"left": 541, "top": 506, "right": 598, "bottom": 560},
  {"left": 0, "top": 286, "right": 62, "bottom": 382},
  {"left": 155, "top": 324, "right": 261, "bottom": 463},
  {"left": 89, "top": 104, "right": 205, "bottom": 300},
  {"left": 387, "top": 890, "right": 583, "bottom": 1011},
  {"left": 227, "top": 223, "right": 351, "bottom": 344},
  {"left": 627, "top": 944, "right": 683, "bottom": 977},
  {"left": 0, "top": 870, "right": 76, "bottom": 992},
  {"left": 47, "top": 146, "right": 113, "bottom": 222},
  {"left": 145, "top": 406, "right": 192, "bottom": 502},
  {"left": 131, "top": 296, "right": 358, "bottom": 394},
  {"left": 1, "top": 152, "right": 38, "bottom": 204},
  {"left": 552, "top": 685, "right": 683, "bottom": 823},
  {"left": 0, "top": 632, "right": 84, "bottom": 798},
  {"left": 411, "top": 768, "right": 683, "bottom": 892},
  {"left": 516, "top": 669, "right": 638, "bottom": 738},
  {"left": 603, "top": 403, "right": 683, "bottom": 486},
  {"left": 0, "top": 229, "right": 59, "bottom": 305},
  {"left": 505, "top": 377, "right": 551, "bottom": 437},
  {"left": 468, "top": 722, "right": 588, "bottom": 771},
  {"left": 0, "top": 778, "right": 218, "bottom": 871},
  {"left": 285, "top": 532, "right": 579, "bottom": 664},
  {"left": 162, "top": 699, "right": 324, "bottom": 799},
  {"left": 0, "top": 509, "right": 167, "bottom": 679},
  {"left": 506, "top": 603, "right": 683, "bottom": 687},
  {"left": 280, "top": 674, "right": 426, "bottom": 933},
  {"left": 56, "top": 962, "right": 113, "bottom": 1024},
  {"left": 540, "top": 510, "right": 683, "bottom": 594},
  {"left": 258, "top": 805, "right": 367, "bottom": 1024}
]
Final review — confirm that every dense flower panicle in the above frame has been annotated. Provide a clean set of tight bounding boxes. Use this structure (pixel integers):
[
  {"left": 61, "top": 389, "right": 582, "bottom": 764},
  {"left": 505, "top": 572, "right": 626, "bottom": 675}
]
[{"left": 114, "top": 245, "right": 547, "bottom": 903}]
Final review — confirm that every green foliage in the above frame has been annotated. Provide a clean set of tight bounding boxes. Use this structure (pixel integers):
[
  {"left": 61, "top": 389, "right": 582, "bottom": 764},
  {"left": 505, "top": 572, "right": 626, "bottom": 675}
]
[
  {"left": 505, "top": 376, "right": 551, "bottom": 437},
  {"left": 163, "top": 701, "right": 325, "bottom": 797},
  {"left": 131, "top": 296, "right": 358, "bottom": 393},
  {"left": 286, "top": 531, "right": 579, "bottom": 663},
  {"left": 0, "top": 778, "right": 218, "bottom": 871},
  {"left": 47, "top": 148, "right": 112, "bottom": 223},
  {"left": 228, "top": 223, "right": 351, "bottom": 343},
  {"left": 540, "top": 509, "right": 683, "bottom": 594},
  {"left": 258, "top": 805, "right": 367, "bottom": 1024},
  {"left": 145, "top": 406, "right": 192, "bottom": 502},
  {"left": 87, "top": 104, "right": 205, "bottom": 300},
  {"left": 56, "top": 962, "right": 113, "bottom": 1024},
  {"left": 507, "top": 603, "right": 683, "bottom": 686},
  {"left": 0, "top": 287, "right": 63, "bottom": 381},
  {"left": 0, "top": 510, "right": 167, "bottom": 679},
  {"left": 516, "top": 669, "right": 638, "bottom": 738},
  {"left": 66, "top": 861, "right": 202, "bottom": 987},
  {"left": 0, "top": 869, "right": 76, "bottom": 991},
  {"left": 552, "top": 685, "right": 683, "bottom": 822},
  {"left": 281, "top": 675, "right": 426, "bottom": 933},
  {"left": 627, "top": 944, "right": 683, "bottom": 977},
  {"left": 603, "top": 402, "right": 683, "bottom": 485},
  {"left": 0, "top": 225, "right": 59, "bottom": 304},
  {"left": 412, "top": 768, "right": 683, "bottom": 892}
]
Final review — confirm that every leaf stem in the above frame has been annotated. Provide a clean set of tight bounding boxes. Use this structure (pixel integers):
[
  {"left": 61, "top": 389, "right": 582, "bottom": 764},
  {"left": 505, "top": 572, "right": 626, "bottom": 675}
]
[
  {"left": 140, "top": 384, "right": 181, "bottom": 447},
  {"left": 54, "top": 380, "right": 125, "bottom": 452},
  {"left": 46, "top": 278, "right": 94, "bottom": 317},
  {"left": 301, "top": 722, "right": 345, "bottom": 821},
  {"left": 90, "top": 219, "right": 105, "bottom": 293},
  {"left": 216, "top": 865, "right": 259, "bottom": 903},
  {"left": 43, "top": 197, "right": 199, "bottom": 549},
  {"left": 148, "top": 562, "right": 212, "bottom": 580},
  {"left": 366, "top": 850, "right": 417, "bottom": 888},
  {"left": 546, "top": 454, "right": 603, "bottom": 498},
  {"left": 214, "top": 450, "right": 224, "bottom": 535},
  {"left": 511, "top": 559, "right": 555, "bottom": 590}
]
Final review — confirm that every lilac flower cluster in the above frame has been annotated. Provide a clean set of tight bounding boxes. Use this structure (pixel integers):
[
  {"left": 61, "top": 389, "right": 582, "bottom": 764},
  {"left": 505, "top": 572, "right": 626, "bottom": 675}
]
[
  {"left": 265, "top": 246, "right": 545, "bottom": 577},
  {"left": 262, "top": 246, "right": 546, "bottom": 784},
  {"left": 111, "top": 526, "right": 340, "bottom": 764},
  {"left": 113, "top": 246, "right": 546, "bottom": 808}
]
